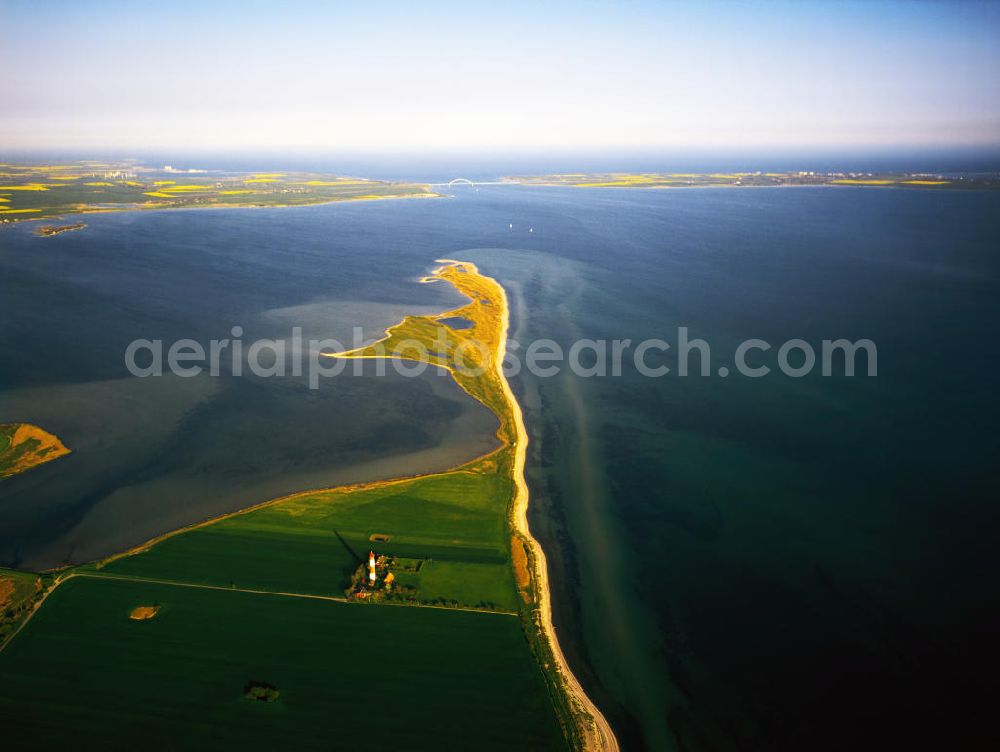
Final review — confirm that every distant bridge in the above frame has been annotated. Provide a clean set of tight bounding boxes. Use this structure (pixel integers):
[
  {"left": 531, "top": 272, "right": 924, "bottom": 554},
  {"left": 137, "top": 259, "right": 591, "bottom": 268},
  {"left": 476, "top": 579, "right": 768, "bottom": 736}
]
[{"left": 427, "top": 178, "right": 517, "bottom": 188}]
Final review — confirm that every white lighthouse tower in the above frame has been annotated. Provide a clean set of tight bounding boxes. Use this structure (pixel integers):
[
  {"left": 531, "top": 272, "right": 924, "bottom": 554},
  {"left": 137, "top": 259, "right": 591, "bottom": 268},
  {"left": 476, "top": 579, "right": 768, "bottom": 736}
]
[{"left": 368, "top": 551, "right": 377, "bottom": 586}]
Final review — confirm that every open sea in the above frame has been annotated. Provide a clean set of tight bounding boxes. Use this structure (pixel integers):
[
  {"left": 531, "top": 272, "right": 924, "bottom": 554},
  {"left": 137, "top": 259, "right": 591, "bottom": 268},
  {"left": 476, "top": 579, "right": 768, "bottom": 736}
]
[{"left": 2, "top": 176, "right": 999, "bottom": 749}]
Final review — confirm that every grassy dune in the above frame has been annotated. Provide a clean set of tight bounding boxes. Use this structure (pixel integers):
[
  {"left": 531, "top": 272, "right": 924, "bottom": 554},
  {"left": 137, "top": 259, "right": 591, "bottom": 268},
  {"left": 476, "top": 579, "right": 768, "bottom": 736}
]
[{"left": 330, "top": 260, "right": 517, "bottom": 446}]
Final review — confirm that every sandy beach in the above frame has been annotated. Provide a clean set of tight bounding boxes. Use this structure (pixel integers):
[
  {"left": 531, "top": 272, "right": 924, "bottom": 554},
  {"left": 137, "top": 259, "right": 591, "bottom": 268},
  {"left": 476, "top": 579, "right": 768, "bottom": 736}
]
[{"left": 491, "top": 272, "right": 620, "bottom": 752}]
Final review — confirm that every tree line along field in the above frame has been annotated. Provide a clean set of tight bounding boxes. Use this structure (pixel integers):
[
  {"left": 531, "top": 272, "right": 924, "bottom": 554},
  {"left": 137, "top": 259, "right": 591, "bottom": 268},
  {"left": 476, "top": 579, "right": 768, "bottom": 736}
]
[
  {"left": 0, "top": 576, "right": 565, "bottom": 750},
  {"left": 0, "top": 568, "right": 44, "bottom": 645}
]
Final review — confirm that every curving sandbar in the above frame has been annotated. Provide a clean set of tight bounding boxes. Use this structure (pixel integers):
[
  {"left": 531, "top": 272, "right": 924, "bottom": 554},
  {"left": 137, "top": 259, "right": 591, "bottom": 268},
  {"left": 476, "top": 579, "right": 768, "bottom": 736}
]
[{"left": 326, "top": 260, "right": 619, "bottom": 751}]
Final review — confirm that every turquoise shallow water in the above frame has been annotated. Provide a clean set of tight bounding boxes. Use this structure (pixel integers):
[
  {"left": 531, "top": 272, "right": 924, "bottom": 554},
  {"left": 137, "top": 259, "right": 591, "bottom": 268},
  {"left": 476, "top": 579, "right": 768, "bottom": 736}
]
[{"left": 2, "top": 185, "right": 999, "bottom": 749}]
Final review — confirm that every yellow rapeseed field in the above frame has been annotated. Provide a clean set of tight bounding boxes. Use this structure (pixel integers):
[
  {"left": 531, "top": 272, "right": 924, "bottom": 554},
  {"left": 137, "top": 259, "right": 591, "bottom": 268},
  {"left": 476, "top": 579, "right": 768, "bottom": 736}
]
[{"left": 831, "top": 179, "right": 894, "bottom": 185}]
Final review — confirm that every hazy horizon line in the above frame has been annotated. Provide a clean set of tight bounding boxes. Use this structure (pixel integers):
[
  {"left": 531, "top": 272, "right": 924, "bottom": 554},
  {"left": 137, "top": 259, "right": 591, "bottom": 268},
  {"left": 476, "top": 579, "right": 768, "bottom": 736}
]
[{"left": 5, "top": 143, "right": 1000, "bottom": 160}]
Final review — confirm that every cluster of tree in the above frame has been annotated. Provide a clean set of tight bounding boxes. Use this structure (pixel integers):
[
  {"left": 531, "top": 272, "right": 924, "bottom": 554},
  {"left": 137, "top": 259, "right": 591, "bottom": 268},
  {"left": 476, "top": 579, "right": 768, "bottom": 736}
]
[{"left": 244, "top": 680, "right": 280, "bottom": 703}]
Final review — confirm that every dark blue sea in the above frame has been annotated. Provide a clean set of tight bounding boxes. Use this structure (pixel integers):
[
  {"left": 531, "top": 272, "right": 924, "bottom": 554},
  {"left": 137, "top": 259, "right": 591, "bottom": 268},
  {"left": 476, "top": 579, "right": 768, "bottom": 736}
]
[{"left": 2, "top": 179, "right": 999, "bottom": 750}]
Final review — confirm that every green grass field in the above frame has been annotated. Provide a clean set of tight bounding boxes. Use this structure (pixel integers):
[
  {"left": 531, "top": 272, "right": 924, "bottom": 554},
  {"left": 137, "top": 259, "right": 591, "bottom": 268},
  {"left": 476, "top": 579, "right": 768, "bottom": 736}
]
[
  {"left": 96, "top": 459, "right": 518, "bottom": 611},
  {"left": 0, "top": 577, "right": 564, "bottom": 750}
]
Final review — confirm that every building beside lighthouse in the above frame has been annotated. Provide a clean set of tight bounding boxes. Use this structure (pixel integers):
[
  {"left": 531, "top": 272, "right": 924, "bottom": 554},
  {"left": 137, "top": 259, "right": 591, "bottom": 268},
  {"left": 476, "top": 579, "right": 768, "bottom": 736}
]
[{"left": 348, "top": 549, "right": 402, "bottom": 600}]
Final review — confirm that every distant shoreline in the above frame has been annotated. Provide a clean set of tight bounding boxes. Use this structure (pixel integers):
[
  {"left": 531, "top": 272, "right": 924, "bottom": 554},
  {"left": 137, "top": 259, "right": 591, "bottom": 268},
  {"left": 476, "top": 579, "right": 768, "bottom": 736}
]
[
  {"left": 3, "top": 191, "right": 442, "bottom": 230},
  {"left": 502, "top": 171, "right": 1000, "bottom": 191},
  {"left": 0, "top": 162, "right": 442, "bottom": 227}
]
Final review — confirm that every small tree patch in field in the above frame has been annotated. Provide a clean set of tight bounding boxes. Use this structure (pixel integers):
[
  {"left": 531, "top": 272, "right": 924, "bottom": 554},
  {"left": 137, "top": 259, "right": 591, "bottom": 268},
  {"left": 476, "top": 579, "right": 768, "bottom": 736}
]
[
  {"left": 244, "top": 680, "right": 280, "bottom": 703},
  {"left": 128, "top": 605, "right": 159, "bottom": 621},
  {"left": 0, "top": 572, "right": 44, "bottom": 642}
]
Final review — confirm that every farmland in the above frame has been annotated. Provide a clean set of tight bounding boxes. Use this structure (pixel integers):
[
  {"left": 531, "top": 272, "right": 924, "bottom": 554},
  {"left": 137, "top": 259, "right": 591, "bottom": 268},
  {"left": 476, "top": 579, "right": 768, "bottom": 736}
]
[
  {"left": 0, "top": 576, "right": 564, "bottom": 750},
  {"left": 96, "top": 455, "right": 519, "bottom": 612},
  {"left": 0, "top": 162, "right": 438, "bottom": 223}
]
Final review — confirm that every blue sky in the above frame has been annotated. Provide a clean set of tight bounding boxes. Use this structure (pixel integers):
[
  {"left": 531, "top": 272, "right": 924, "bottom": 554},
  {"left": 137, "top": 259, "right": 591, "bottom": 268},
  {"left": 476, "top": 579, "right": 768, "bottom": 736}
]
[{"left": 1, "top": 0, "right": 998, "bottom": 151}]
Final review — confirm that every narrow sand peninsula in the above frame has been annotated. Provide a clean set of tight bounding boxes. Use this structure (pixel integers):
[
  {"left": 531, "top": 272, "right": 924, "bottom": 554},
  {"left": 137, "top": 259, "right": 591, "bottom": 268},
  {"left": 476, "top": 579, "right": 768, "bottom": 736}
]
[
  {"left": 492, "top": 274, "right": 620, "bottom": 752},
  {"left": 323, "top": 258, "right": 618, "bottom": 749}
]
